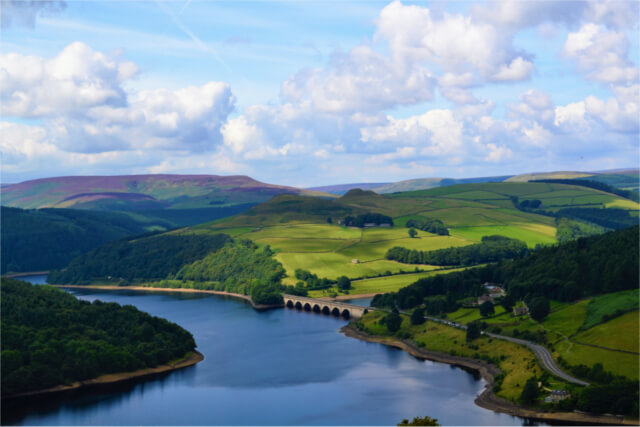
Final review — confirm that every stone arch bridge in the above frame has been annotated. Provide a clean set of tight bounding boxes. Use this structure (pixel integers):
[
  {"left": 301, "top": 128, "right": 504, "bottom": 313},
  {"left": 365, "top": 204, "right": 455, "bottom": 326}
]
[{"left": 282, "top": 294, "right": 371, "bottom": 319}]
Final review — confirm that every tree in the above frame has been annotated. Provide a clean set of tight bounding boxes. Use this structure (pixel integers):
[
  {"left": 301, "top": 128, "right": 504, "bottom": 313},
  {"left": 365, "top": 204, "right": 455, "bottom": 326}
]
[
  {"left": 326, "top": 217, "right": 332, "bottom": 224},
  {"left": 466, "top": 321, "right": 481, "bottom": 342},
  {"left": 528, "top": 297, "right": 550, "bottom": 321},
  {"left": 479, "top": 301, "right": 494, "bottom": 317},
  {"left": 520, "top": 376, "right": 539, "bottom": 403},
  {"left": 411, "top": 307, "right": 426, "bottom": 325},
  {"left": 501, "top": 294, "right": 514, "bottom": 312},
  {"left": 337, "top": 276, "right": 351, "bottom": 290},
  {"left": 398, "top": 415, "right": 440, "bottom": 426},
  {"left": 385, "top": 311, "right": 402, "bottom": 333},
  {"left": 408, "top": 228, "right": 418, "bottom": 238}
]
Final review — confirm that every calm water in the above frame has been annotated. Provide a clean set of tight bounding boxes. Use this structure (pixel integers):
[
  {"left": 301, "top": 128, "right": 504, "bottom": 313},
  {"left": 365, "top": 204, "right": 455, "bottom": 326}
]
[{"left": 4, "top": 276, "right": 529, "bottom": 426}]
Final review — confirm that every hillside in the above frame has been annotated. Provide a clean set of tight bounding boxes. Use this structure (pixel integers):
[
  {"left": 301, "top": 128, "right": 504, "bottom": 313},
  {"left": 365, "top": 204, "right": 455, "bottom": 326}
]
[
  {"left": 373, "top": 175, "right": 512, "bottom": 194},
  {"left": 1, "top": 174, "right": 331, "bottom": 211},
  {"left": 307, "top": 182, "right": 390, "bottom": 195},
  {"left": 1, "top": 206, "right": 177, "bottom": 273},
  {"left": 184, "top": 182, "right": 638, "bottom": 294}
]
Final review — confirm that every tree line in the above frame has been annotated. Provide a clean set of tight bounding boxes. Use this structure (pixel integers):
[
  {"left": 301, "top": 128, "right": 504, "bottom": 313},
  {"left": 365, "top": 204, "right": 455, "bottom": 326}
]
[
  {"left": 342, "top": 213, "right": 393, "bottom": 227},
  {"left": 47, "top": 233, "right": 232, "bottom": 284},
  {"left": 373, "top": 226, "right": 638, "bottom": 312},
  {"left": 534, "top": 178, "right": 639, "bottom": 202},
  {"left": 1, "top": 279, "right": 196, "bottom": 396},
  {"left": 386, "top": 235, "right": 528, "bottom": 266},
  {"left": 404, "top": 218, "right": 449, "bottom": 235}
]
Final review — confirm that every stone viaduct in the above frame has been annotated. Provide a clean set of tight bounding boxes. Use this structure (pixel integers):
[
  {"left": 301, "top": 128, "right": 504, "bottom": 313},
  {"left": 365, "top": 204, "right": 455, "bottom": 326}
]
[{"left": 282, "top": 294, "right": 371, "bottom": 319}]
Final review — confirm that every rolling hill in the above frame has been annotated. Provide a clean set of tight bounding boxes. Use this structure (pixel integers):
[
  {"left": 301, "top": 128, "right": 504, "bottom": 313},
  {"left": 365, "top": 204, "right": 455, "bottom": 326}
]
[{"left": 1, "top": 174, "right": 332, "bottom": 211}]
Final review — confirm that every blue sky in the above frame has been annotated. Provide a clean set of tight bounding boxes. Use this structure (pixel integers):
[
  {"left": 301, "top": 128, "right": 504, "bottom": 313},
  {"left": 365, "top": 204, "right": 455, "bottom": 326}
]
[{"left": 1, "top": 0, "right": 638, "bottom": 186}]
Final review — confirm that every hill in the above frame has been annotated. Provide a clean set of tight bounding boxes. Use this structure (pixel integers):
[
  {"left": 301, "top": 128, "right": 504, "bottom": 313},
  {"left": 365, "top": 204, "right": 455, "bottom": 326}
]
[
  {"left": 184, "top": 181, "right": 638, "bottom": 294},
  {"left": 1, "top": 206, "right": 177, "bottom": 273},
  {"left": 1, "top": 174, "right": 331, "bottom": 211},
  {"left": 373, "top": 175, "right": 512, "bottom": 194},
  {"left": 307, "top": 182, "right": 390, "bottom": 195}
]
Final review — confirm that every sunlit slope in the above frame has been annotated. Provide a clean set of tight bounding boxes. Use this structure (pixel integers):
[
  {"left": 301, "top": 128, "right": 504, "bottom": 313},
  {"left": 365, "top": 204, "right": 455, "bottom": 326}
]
[{"left": 186, "top": 182, "right": 637, "bottom": 292}]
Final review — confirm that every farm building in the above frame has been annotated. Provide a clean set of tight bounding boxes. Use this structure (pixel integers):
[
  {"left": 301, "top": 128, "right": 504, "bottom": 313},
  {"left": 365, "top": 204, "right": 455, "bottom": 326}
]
[{"left": 513, "top": 303, "right": 529, "bottom": 316}]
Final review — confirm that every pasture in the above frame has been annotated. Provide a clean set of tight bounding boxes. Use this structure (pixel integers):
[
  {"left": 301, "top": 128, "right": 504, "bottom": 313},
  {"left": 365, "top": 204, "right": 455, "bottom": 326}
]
[{"left": 573, "top": 310, "right": 639, "bottom": 354}]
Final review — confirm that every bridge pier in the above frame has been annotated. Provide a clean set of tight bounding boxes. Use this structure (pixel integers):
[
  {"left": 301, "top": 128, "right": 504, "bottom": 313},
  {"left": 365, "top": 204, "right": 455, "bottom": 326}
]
[{"left": 281, "top": 294, "right": 370, "bottom": 319}]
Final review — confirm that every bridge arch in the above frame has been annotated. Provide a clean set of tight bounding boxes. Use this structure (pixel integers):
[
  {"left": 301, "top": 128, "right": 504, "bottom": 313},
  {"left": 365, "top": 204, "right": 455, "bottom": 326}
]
[
  {"left": 331, "top": 307, "right": 340, "bottom": 317},
  {"left": 286, "top": 300, "right": 293, "bottom": 308},
  {"left": 303, "top": 303, "right": 311, "bottom": 311},
  {"left": 313, "top": 304, "right": 321, "bottom": 313},
  {"left": 341, "top": 309, "right": 350, "bottom": 319},
  {"left": 322, "top": 306, "right": 331, "bottom": 315},
  {"left": 295, "top": 301, "right": 302, "bottom": 310}
]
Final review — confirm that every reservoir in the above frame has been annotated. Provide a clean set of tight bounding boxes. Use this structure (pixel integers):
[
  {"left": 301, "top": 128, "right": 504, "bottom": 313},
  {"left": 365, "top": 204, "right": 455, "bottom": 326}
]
[{"left": 4, "top": 276, "right": 528, "bottom": 425}]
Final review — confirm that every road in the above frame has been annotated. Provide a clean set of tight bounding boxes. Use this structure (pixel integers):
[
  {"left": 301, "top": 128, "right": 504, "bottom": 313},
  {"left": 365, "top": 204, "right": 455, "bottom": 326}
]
[{"left": 417, "top": 313, "right": 590, "bottom": 386}]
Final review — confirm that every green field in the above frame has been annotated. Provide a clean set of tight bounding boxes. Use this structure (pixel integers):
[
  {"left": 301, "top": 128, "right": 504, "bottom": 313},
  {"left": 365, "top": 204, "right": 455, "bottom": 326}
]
[
  {"left": 555, "top": 340, "right": 639, "bottom": 379},
  {"left": 581, "top": 289, "right": 639, "bottom": 330},
  {"left": 573, "top": 310, "right": 639, "bottom": 353},
  {"left": 543, "top": 299, "right": 589, "bottom": 337},
  {"left": 192, "top": 181, "right": 637, "bottom": 295}
]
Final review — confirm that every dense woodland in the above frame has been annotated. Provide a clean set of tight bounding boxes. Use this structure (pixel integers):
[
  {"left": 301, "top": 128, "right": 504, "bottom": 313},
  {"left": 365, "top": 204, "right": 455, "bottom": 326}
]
[
  {"left": 1, "top": 207, "right": 173, "bottom": 273},
  {"left": 169, "top": 241, "right": 286, "bottom": 305},
  {"left": 47, "top": 234, "right": 232, "bottom": 284},
  {"left": 373, "top": 226, "right": 639, "bottom": 310},
  {"left": 404, "top": 218, "right": 449, "bottom": 235},
  {"left": 342, "top": 213, "right": 393, "bottom": 227},
  {"left": 1, "top": 279, "right": 196, "bottom": 396},
  {"left": 386, "top": 235, "right": 528, "bottom": 266}
]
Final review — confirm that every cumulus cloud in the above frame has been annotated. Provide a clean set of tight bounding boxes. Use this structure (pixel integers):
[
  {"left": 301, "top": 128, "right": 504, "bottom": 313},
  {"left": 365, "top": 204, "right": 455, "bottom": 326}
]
[{"left": 0, "top": 42, "right": 137, "bottom": 117}]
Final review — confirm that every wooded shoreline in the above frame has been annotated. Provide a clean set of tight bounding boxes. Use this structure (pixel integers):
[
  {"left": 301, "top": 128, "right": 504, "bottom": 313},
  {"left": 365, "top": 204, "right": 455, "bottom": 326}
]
[
  {"left": 341, "top": 324, "right": 638, "bottom": 426},
  {"left": 2, "top": 351, "right": 204, "bottom": 401},
  {"left": 50, "top": 284, "right": 283, "bottom": 310}
]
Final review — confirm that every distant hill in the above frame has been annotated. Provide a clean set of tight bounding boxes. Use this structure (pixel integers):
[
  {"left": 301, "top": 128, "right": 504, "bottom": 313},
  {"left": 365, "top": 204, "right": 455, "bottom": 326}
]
[
  {"left": 1, "top": 174, "right": 332, "bottom": 211},
  {"left": 373, "top": 175, "right": 512, "bottom": 194},
  {"left": 1, "top": 206, "right": 173, "bottom": 273},
  {"left": 307, "top": 182, "right": 391, "bottom": 195},
  {"left": 506, "top": 171, "right": 594, "bottom": 182}
]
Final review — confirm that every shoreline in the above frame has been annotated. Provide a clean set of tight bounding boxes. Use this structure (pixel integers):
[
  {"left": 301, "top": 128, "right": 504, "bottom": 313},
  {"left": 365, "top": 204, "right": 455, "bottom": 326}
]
[
  {"left": 50, "top": 284, "right": 282, "bottom": 310},
  {"left": 2, "top": 271, "right": 50, "bottom": 278},
  {"left": 341, "top": 324, "right": 637, "bottom": 426},
  {"left": 3, "top": 351, "right": 204, "bottom": 401}
]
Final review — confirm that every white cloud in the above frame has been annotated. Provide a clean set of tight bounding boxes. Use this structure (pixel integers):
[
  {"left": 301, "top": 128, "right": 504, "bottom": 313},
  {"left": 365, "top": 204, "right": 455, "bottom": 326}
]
[
  {"left": 0, "top": 0, "right": 66, "bottom": 28},
  {"left": 492, "top": 57, "right": 534, "bottom": 82},
  {"left": 0, "top": 42, "right": 137, "bottom": 117}
]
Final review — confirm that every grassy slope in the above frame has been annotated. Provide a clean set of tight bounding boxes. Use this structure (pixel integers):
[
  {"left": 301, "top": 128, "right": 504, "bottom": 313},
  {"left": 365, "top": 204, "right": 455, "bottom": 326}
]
[
  {"left": 357, "top": 311, "right": 550, "bottom": 402},
  {"left": 188, "top": 182, "right": 637, "bottom": 294},
  {"left": 432, "top": 288, "right": 639, "bottom": 379}
]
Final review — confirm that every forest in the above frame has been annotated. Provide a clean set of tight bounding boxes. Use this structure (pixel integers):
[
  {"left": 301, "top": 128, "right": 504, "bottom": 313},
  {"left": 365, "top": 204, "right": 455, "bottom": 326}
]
[
  {"left": 47, "top": 233, "right": 232, "bottom": 284},
  {"left": 535, "top": 179, "right": 639, "bottom": 202},
  {"left": 1, "top": 207, "right": 173, "bottom": 273},
  {"left": 385, "top": 235, "right": 527, "bottom": 266},
  {"left": 404, "top": 218, "right": 449, "bottom": 235},
  {"left": 373, "top": 226, "right": 639, "bottom": 310},
  {"left": 1, "top": 279, "right": 196, "bottom": 396}
]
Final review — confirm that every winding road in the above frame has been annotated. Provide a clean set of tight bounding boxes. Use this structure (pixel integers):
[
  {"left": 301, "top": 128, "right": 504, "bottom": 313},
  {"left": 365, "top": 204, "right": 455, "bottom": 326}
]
[{"left": 417, "top": 313, "right": 591, "bottom": 386}]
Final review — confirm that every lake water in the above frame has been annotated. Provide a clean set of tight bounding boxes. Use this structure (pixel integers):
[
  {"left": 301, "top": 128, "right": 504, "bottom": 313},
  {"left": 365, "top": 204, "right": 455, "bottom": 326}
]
[{"left": 4, "top": 276, "right": 530, "bottom": 425}]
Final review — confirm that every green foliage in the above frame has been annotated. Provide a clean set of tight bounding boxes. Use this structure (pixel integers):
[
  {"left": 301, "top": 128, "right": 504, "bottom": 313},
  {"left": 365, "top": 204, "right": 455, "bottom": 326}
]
[
  {"left": 337, "top": 275, "right": 351, "bottom": 290},
  {"left": 411, "top": 307, "right": 426, "bottom": 325},
  {"left": 528, "top": 297, "right": 550, "bottom": 321},
  {"left": 384, "top": 311, "right": 402, "bottom": 333},
  {"left": 466, "top": 321, "right": 481, "bottom": 341},
  {"left": 501, "top": 294, "right": 515, "bottom": 312},
  {"left": 479, "top": 301, "right": 495, "bottom": 317},
  {"left": 397, "top": 415, "right": 440, "bottom": 426},
  {"left": 386, "top": 235, "right": 527, "bottom": 266},
  {"left": 342, "top": 213, "right": 393, "bottom": 228},
  {"left": 1, "top": 279, "right": 195, "bottom": 396},
  {"left": 47, "top": 233, "right": 232, "bottom": 284},
  {"left": 294, "top": 269, "right": 335, "bottom": 290},
  {"left": 519, "top": 376, "right": 539, "bottom": 403},
  {"left": 554, "top": 208, "right": 637, "bottom": 230},
  {"left": 536, "top": 178, "right": 639, "bottom": 202},
  {"left": 555, "top": 218, "right": 605, "bottom": 243},
  {"left": 576, "top": 379, "right": 639, "bottom": 416},
  {"left": 581, "top": 289, "right": 639, "bottom": 330},
  {"left": 408, "top": 228, "right": 418, "bottom": 238},
  {"left": 1, "top": 206, "right": 173, "bottom": 273},
  {"left": 405, "top": 218, "right": 449, "bottom": 235},
  {"left": 172, "top": 240, "right": 286, "bottom": 304}
]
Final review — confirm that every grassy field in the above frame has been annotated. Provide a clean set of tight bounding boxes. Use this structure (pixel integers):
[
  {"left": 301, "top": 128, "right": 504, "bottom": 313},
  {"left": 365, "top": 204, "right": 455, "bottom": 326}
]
[
  {"left": 581, "top": 289, "right": 639, "bottom": 330},
  {"left": 188, "top": 181, "right": 637, "bottom": 294},
  {"left": 357, "top": 311, "right": 553, "bottom": 402},
  {"left": 573, "top": 310, "right": 639, "bottom": 353},
  {"left": 554, "top": 340, "right": 639, "bottom": 379},
  {"left": 307, "top": 267, "right": 469, "bottom": 297}
]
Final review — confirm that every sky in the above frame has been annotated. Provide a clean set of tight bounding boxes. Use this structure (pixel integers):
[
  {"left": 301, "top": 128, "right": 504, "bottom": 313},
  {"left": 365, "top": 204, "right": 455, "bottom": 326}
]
[{"left": 1, "top": 0, "right": 639, "bottom": 187}]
